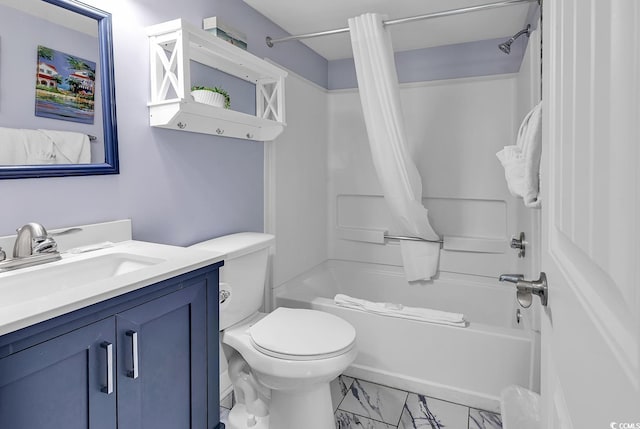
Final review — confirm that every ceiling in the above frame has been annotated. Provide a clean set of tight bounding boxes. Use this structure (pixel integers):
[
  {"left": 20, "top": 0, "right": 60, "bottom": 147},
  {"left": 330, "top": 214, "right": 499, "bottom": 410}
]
[
  {"left": 0, "top": 0, "right": 97, "bottom": 36},
  {"left": 243, "top": 0, "right": 534, "bottom": 60}
]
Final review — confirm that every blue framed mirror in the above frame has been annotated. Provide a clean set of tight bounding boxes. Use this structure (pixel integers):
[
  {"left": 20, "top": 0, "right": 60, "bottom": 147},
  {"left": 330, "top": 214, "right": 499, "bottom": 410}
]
[{"left": 0, "top": 0, "right": 118, "bottom": 179}]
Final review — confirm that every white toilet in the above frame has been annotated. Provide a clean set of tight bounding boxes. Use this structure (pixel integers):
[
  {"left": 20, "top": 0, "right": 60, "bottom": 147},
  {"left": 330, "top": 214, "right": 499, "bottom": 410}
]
[{"left": 191, "top": 233, "right": 357, "bottom": 429}]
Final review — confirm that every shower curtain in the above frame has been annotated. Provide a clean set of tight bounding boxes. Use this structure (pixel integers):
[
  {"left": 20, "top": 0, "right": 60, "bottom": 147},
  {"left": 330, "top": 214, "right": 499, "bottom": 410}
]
[{"left": 348, "top": 13, "right": 440, "bottom": 281}]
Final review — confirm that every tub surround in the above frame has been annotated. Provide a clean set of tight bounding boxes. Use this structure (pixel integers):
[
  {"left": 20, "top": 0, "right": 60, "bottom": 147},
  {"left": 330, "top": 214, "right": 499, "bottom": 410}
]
[{"left": 327, "top": 74, "right": 523, "bottom": 279}]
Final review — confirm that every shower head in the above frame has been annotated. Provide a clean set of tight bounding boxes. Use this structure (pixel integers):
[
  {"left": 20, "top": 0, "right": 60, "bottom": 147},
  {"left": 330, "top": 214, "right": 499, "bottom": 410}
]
[
  {"left": 498, "top": 41, "right": 512, "bottom": 54},
  {"left": 498, "top": 24, "right": 531, "bottom": 54}
]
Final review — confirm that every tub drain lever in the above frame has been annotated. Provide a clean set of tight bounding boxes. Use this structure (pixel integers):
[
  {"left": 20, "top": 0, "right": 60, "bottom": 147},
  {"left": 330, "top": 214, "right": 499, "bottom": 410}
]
[{"left": 499, "top": 272, "right": 548, "bottom": 308}]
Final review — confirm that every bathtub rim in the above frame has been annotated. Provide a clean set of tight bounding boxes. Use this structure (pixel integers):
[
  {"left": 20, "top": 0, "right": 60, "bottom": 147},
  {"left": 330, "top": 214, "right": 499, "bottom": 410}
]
[
  {"left": 273, "top": 258, "right": 541, "bottom": 411},
  {"left": 277, "top": 293, "right": 540, "bottom": 411},
  {"left": 274, "top": 258, "right": 531, "bottom": 331}
]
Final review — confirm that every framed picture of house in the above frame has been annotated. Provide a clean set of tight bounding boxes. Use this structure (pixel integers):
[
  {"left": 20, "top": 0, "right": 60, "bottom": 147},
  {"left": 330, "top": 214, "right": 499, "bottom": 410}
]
[{"left": 34, "top": 45, "right": 96, "bottom": 124}]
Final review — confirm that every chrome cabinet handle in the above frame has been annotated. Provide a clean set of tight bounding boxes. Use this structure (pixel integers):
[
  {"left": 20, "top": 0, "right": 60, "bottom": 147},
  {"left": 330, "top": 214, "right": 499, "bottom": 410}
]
[
  {"left": 101, "top": 342, "right": 114, "bottom": 394},
  {"left": 126, "top": 330, "right": 139, "bottom": 379}
]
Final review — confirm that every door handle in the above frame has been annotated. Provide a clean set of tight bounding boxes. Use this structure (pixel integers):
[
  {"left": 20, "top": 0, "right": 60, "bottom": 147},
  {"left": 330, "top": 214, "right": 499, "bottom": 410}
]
[
  {"left": 100, "top": 342, "right": 114, "bottom": 394},
  {"left": 499, "top": 272, "right": 548, "bottom": 308},
  {"left": 126, "top": 330, "right": 139, "bottom": 379}
]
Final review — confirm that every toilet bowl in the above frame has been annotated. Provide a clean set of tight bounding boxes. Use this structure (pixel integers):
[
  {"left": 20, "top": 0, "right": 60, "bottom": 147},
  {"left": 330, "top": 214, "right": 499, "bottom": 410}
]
[
  {"left": 190, "top": 233, "right": 357, "bottom": 429},
  {"left": 224, "top": 309, "right": 356, "bottom": 429}
]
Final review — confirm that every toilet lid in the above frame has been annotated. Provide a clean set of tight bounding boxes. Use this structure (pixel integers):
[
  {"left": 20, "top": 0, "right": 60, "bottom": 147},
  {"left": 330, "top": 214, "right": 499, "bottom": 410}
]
[{"left": 249, "top": 307, "right": 356, "bottom": 361}]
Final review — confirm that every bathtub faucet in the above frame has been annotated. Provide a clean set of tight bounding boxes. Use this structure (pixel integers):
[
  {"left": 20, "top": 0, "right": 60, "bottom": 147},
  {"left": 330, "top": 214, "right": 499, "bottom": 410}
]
[
  {"left": 498, "top": 274, "right": 523, "bottom": 284},
  {"left": 499, "top": 272, "right": 548, "bottom": 308}
]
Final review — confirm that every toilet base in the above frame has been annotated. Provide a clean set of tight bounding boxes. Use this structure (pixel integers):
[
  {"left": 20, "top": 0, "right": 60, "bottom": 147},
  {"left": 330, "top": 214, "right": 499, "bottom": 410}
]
[
  {"left": 269, "top": 383, "right": 334, "bottom": 429},
  {"left": 228, "top": 382, "right": 335, "bottom": 429},
  {"left": 228, "top": 404, "right": 270, "bottom": 429}
]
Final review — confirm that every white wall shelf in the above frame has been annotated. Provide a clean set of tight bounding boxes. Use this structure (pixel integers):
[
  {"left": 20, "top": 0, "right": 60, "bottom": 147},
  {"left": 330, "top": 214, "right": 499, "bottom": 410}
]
[{"left": 146, "top": 19, "right": 287, "bottom": 141}]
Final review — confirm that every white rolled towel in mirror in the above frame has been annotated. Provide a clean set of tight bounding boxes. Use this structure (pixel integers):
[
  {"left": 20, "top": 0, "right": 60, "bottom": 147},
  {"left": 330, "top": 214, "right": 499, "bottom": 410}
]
[{"left": 0, "top": 127, "right": 90, "bottom": 165}]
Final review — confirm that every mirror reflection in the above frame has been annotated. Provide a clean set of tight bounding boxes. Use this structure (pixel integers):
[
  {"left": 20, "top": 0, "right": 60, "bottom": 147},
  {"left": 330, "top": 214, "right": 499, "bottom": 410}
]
[{"left": 0, "top": 0, "right": 118, "bottom": 177}]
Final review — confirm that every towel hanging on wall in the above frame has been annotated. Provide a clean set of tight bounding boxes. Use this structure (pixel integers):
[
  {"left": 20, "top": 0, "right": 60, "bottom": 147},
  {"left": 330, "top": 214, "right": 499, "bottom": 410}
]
[
  {"left": 496, "top": 100, "right": 543, "bottom": 208},
  {"left": 348, "top": 13, "right": 440, "bottom": 281}
]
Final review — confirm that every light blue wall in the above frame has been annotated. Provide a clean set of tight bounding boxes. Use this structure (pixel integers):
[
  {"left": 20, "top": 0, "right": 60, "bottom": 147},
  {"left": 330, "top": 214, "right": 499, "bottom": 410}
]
[
  {"left": 0, "top": 0, "right": 327, "bottom": 245},
  {"left": 328, "top": 36, "right": 527, "bottom": 90},
  {"left": 328, "top": 2, "right": 538, "bottom": 90},
  {"left": 0, "top": 0, "right": 533, "bottom": 246}
]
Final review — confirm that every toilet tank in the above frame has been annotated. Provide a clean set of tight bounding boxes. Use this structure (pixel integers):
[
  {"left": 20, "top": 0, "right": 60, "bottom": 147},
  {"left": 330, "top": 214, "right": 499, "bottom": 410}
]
[{"left": 190, "top": 232, "right": 274, "bottom": 330}]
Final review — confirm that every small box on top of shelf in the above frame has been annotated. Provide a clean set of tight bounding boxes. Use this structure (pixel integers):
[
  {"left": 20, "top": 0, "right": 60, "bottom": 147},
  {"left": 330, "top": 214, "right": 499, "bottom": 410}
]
[{"left": 203, "top": 17, "right": 247, "bottom": 50}]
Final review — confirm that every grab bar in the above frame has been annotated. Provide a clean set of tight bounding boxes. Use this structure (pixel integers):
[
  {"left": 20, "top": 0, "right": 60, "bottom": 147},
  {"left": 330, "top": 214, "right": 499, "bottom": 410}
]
[
  {"left": 336, "top": 228, "right": 505, "bottom": 253},
  {"left": 384, "top": 234, "right": 443, "bottom": 244}
]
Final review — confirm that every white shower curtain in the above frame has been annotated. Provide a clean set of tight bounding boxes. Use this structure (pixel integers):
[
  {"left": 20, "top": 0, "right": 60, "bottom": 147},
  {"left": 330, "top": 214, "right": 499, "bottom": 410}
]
[{"left": 348, "top": 13, "right": 440, "bottom": 281}]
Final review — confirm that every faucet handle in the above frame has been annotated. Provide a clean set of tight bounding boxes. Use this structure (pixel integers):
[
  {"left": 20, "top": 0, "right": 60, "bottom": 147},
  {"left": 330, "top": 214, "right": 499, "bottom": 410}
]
[
  {"left": 0, "top": 247, "right": 5, "bottom": 261},
  {"left": 33, "top": 236, "right": 58, "bottom": 254}
]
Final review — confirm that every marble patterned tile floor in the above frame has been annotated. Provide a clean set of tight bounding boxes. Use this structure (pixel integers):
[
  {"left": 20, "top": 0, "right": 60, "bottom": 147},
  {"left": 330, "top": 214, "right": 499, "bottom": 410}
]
[
  {"left": 331, "top": 376, "right": 502, "bottom": 429},
  {"left": 219, "top": 375, "right": 502, "bottom": 429}
]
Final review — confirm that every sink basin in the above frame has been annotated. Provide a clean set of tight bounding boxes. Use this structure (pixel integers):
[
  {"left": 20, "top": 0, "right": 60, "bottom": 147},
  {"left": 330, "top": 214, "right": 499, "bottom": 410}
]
[
  {"left": 0, "top": 234, "right": 224, "bottom": 337},
  {"left": 0, "top": 252, "right": 165, "bottom": 303}
]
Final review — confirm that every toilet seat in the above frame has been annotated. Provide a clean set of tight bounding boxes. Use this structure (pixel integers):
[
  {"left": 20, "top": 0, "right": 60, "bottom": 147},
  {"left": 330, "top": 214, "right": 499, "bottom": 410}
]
[
  {"left": 249, "top": 307, "right": 356, "bottom": 361},
  {"left": 222, "top": 309, "right": 358, "bottom": 392}
]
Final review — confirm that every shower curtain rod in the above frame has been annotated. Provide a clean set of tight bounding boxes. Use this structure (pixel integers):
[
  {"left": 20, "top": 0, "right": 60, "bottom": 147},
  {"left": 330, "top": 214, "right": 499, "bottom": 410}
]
[{"left": 266, "top": 0, "right": 537, "bottom": 47}]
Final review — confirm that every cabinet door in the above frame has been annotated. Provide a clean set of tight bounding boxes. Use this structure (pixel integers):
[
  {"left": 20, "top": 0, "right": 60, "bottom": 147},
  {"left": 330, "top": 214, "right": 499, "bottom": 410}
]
[
  {"left": 0, "top": 317, "right": 116, "bottom": 429},
  {"left": 116, "top": 279, "right": 207, "bottom": 429}
]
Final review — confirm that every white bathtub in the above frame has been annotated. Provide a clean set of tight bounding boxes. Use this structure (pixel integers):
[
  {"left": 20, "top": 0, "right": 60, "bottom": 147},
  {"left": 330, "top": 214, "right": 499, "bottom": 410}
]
[{"left": 275, "top": 260, "right": 540, "bottom": 412}]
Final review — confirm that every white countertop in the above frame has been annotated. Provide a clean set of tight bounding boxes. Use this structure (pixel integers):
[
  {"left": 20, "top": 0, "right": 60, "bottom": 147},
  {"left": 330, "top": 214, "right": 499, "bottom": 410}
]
[{"left": 0, "top": 240, "right": 224, "bottom": 337}]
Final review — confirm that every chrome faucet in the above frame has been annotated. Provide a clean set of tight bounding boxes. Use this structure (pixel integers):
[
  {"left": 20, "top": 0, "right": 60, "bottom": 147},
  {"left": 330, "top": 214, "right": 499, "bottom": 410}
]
[
  {"left": 13, "top": 222, "right": 58, "bottom": 257},
  {"left": 499, "top": 272, "right": 549, "bottom": 308},
  {"left": 0, "top": 223, "right": 62, "bottom": 271}
]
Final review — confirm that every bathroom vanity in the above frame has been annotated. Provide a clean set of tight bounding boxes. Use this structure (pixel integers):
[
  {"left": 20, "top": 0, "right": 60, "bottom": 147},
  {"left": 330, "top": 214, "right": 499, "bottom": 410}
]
[{"left": 0, "top": 221, "right": 225, "bottom": 429}]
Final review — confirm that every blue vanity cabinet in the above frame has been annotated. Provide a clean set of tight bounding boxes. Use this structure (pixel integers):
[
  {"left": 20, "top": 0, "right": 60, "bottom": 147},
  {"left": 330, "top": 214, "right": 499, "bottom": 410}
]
[
  {"left": 0, "top": 263, "right": 223, "bottom": 429},
  {"left": 0, "top": 317, "right": 117, "bottom": 429},
  {"left": 116, "top": 277, "right": 207, "bottom": 429}
]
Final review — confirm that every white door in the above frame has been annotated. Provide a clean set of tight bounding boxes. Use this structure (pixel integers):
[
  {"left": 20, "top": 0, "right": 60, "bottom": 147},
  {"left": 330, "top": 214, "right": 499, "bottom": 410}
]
[{"left": 541, "top": 0, "right": 640, "bottom": 427}]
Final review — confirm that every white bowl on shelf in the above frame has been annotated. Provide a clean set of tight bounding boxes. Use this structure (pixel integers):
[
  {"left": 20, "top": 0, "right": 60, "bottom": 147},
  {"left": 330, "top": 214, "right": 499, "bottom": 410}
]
[{"left": 191, "top": 90, "right": 225, "bottom": 108}]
